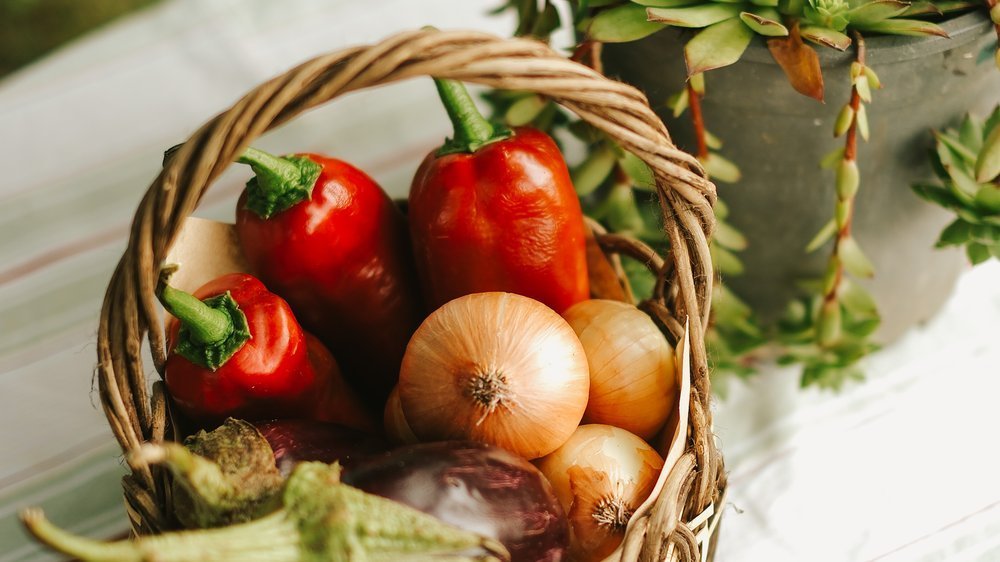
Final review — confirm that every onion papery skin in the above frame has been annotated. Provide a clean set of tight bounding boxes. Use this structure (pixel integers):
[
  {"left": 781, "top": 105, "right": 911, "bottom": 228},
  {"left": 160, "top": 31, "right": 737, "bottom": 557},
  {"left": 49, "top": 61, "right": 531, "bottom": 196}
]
[
  {"left": 383, "top": 386, "right": 419, "bottom": 445},
  {"left": 399, "top": 292, "right": 590, "bottom": 459},
  {"left": 343, "top": 441, "right": 569, "bottom": 562},
  {"left": 535, "top": 424, "right": 664, "bottom": 562},
  {"left": 562, "top": 299, "right": 676, "bottom": 440}
]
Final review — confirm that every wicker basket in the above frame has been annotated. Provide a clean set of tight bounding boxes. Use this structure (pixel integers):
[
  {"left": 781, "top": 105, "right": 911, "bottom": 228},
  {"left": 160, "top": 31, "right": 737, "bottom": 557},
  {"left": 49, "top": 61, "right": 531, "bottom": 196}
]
[{"left": 94, "top": 28, "right": 726, "bottom": 562}]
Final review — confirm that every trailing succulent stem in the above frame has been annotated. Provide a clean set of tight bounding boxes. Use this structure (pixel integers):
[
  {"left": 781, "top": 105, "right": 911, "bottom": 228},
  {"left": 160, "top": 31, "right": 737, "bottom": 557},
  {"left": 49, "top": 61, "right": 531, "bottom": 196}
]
[{"left": 779, "top": 33, "right": 881, "bottom": 389}]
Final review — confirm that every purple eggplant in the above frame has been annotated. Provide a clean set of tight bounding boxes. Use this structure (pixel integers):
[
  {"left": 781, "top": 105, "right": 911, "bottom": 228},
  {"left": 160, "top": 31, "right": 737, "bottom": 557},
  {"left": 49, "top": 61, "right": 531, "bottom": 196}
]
[
  {"left": 342, "top": 441, "right": 568, "bottom": 562},
  {"left": 254, "top": 419, "right": 389, "bottom": 476}
]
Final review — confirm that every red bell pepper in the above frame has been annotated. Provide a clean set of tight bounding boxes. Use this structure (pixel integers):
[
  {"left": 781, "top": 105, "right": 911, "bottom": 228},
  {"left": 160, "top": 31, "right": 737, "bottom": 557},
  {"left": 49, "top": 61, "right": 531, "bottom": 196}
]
[
  {"left": 233, "top": 149, "right": 423, "bottom": 412},
  {"left": 408, "top": 79, "right": 589, "bottom": 313},
  {"left": 158, "top": 272, "right": 372, "bottom": 430}
]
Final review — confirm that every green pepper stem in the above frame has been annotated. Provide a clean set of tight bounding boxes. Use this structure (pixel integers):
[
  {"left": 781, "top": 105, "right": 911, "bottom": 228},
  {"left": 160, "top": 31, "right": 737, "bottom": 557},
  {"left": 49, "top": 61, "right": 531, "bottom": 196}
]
[
  {"left": 155, "top": 274, "right": 251, "bottom": 371},
  {"left": 237, "top": 147, "right": 322, "bottom": 219},
  {"left": 158, "top": 284, "right": 232, "bottom": 346},
  {"left": 434, "top": 79, "right": 512, "bottom": 155},
  {"left": 21, "top": 509, "right": 299, "bottom": 562}
]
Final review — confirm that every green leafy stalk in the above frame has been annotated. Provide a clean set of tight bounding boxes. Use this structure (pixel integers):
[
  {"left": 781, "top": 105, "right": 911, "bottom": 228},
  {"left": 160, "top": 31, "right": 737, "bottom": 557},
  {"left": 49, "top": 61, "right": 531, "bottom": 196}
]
[{"left": 22, "top": 463, "right": 509, "bottom": 562}]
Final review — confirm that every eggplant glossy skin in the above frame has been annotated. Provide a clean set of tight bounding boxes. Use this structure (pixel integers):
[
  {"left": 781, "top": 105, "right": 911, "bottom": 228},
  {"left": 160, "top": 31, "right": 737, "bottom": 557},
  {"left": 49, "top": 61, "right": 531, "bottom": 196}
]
[
  {"left": 343, "top": 441, "right": 568, "bottom": 562},
  {"left": 255, "top": 419, "right": 388, "bottom": 477}
]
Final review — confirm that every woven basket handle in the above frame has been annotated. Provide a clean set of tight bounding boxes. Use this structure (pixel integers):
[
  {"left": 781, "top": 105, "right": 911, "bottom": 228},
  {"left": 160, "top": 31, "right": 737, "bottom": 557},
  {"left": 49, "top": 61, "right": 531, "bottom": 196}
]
[{"left": 96, "top": 28, "right": 720, "bottom": 539}]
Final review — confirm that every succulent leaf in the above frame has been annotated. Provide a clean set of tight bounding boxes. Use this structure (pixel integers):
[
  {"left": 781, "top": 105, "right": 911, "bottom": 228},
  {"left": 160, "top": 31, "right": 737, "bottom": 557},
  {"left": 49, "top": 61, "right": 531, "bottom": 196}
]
[
  {"left": 684, "top": 17, "right": 754, "bottom": 74},
  {"left": 700, "top": 152, "right": 743, "bottom": 182},
  {"left": 667, "top": 88, "right": 690, "bottom": 117},
  {"left": 806, "top": 219, "right": 837, "bottom": 252},
  {"left": 853, "top": 18, "right": 949, "bottom": 37},
  {"left": 845, "top": 0, "right": 909, "bottom": 25},
  {"left": 839, "top": 280, "right": 878, "bottom": 317},
  {"left": 740, "top": 8, "right": 790, "bottom": 36},
  {"left": 647, "top": 4, "right": 743, "bottom": 27},
  {"left": 821, "top": 146, "right": 846, "bottom": 169},
  {"left": 632, "top": 0, "right": 701, "bottom": 6},
  {"left": 856, "top": 103, "right": 870, "bottom": 141},
  {"left": 975, "top": 124, "right": 1000, "bottom": 182},
  {"left": 799, "top": 25, "right": 852, "bottom": 50},
  {"left": 505, "top": 94, "right": 546, "bottom": 126},
  {"left": 589, "top": 4, "right": 665, "bottom": 42},
  {"left": 834, "top": 104, "right": 855, "bottom": 137},
  {"left": 839, "top": 236, "right": 875, "bottom": 278},
  {"left": 714, "top": 219, "right": 749, "bottom": 250}
]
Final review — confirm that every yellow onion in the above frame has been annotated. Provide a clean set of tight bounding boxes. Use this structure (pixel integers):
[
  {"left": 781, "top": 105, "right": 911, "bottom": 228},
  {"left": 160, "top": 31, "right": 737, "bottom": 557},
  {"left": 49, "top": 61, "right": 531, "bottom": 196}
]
[
  {"left": 398, "top": 292, "right": 590, "bottom": 459},
  {"left": 562, "top": 299, "right": 676, "bottom": 440},
  {"left": 535, "top": 424, "right": 664, "bottom": 562},
  {"left": 383, "top": 386, "right": 419, "bottom": 445}
]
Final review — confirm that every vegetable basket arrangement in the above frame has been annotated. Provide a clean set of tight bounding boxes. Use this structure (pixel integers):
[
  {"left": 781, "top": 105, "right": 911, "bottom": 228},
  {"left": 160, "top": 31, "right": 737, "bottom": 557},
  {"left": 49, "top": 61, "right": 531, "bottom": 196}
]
[{"left": 21, "top": 29, "right": 726, "bottom": 562}]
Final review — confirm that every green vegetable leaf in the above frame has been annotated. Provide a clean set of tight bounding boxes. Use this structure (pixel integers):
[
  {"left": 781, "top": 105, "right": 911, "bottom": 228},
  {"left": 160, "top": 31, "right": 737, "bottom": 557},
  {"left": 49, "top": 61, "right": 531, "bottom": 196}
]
[
  {"left": 853, "top": 18, "right": 949, "bottom": 37},
  {"left": 846, "top": 0, "right": 909, "bottom": 25},
  {"left": 685, "top": 18, "right": 754, "bottom": 74},
  {"left": 647, "top": 4, "right": 743, "bottom": 27},
  {"left": 799, "top": 25, "right": 852, "bottom": 50},
  {"left": 840, "top": 236, "right": 875, "bottom": 278},
  {"left": 740, "top": 8, "right": 789, "bottom": 36},
  {"left": 589, "top": 4, "right": 665, "bottom": 42}
]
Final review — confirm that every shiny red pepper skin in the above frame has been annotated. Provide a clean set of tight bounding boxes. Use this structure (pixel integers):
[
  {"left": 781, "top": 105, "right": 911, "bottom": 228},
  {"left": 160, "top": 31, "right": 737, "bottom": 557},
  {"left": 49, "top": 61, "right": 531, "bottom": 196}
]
[
  {"left": 408, "top": 127, "right": 590, "bottom": 313},
  {"left": 165, "top": 273, "right": 374, "bottom": 431},
  {"left": 165, "top": 273, "right": 313, "bottom": 424},
  {"left": 235, "top": 155, "right": 423, "bottom": 410}
]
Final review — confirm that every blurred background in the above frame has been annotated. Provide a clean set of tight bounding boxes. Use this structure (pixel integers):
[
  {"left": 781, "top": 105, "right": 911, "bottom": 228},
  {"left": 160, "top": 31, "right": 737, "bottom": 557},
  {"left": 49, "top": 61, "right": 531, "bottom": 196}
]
[{"left": 0, "top": 0, "right": 162, "bottom": 78}]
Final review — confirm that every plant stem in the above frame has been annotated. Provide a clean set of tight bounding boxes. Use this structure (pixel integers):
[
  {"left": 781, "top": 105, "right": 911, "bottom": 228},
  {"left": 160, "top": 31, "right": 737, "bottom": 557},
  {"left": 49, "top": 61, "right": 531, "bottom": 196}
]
[{"left": 687, "top": 82, "right": 710, "bottom": 160}]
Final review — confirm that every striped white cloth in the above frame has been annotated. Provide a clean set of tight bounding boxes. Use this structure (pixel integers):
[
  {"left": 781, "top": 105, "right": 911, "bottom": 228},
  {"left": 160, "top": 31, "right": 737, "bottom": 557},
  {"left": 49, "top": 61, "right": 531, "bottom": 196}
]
[{"left": 0, "top": 1, "right": 997, "bottom": 560}]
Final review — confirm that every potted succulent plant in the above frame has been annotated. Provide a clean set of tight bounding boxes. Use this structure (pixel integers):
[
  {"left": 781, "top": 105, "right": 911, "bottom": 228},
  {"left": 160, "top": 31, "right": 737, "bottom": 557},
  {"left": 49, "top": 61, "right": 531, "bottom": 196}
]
[{"left": 488, "top": 0, "right": 1000, "bottom": 388}]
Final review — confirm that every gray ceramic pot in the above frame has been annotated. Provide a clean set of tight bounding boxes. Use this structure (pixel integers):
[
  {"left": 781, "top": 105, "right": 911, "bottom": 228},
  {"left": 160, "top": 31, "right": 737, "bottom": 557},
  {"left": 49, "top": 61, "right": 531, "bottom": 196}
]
[{"left": 604, "top": 12, "right": 1000, "bottom": 342}]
